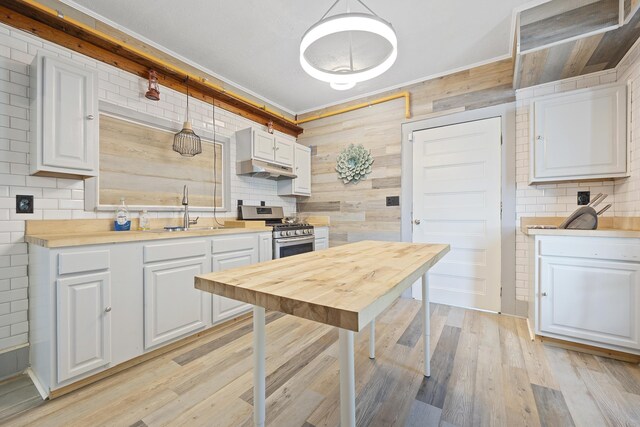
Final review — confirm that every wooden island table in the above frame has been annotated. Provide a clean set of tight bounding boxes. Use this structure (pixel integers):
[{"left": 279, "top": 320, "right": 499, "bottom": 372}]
[{"left": 195, "top": 240, "right": 449, "bottom": 427}]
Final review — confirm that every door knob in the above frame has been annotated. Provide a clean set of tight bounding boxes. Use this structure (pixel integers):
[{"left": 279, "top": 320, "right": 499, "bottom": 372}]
[
  {"left": 87, "top": 114, "right": 95, "bottom": 120},
  {"left": 414, "top": 219, "right": 421, "bottom": 225},
  {"left": 104, "top": 306, "right": 112, "bottom": 312},
  {"left": 541, "top": 292, "right": 548, "bottom": 297}
]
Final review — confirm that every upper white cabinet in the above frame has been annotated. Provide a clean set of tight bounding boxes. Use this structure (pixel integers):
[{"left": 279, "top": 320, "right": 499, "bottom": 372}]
[
  {"left": 278, "top": 143, "right": 311, "bottom": 196},
  {"left": 530, "top": 84, "right": 627, "bottom": 183},
  {"left": 236, "top": 127, "right": 294, "bottom": 167},
  {"left": 30, "top": 54, "right": 99, "bottom": 177}
]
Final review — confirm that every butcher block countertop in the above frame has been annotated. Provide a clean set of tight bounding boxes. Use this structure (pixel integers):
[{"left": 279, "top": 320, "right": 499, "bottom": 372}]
[
  {"left": 195, "top": 240, "right": 449, "bottom": 332},
  {"left": 520, "top": 216, "right": 640, "bottom": 239},
  {"left": 24, "top": 219, "right": 270, "bottom": 248}
]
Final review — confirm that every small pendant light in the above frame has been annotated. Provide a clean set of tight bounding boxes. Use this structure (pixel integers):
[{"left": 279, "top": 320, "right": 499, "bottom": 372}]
[
  {"left": 173, "top": 77, "right": 202, "bottom": 157},
  {"left": 144, "top": 70, "right": 160, "bottom": 101}
]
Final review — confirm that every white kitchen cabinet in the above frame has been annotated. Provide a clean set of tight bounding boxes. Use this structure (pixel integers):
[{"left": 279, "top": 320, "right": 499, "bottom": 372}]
[
  {"left": 211, "top": 234, "right": 259, "bottom": 324},
  {"left": 315, "top": 226, "right": 329, "bottom": 250},
  {"left": 274, "top": 135, "right": 294, "bottom": 165},
  {"left": 28, "top": 231, "right": 269, "bottom": 397},
  {"left": 56, "top": 271, "right": 111, "bottom": 383},
  {"left": 532, "top": 235, "right": 640, "bottom": 354},
  {"left": 30, "top": 53, "right": 98, "bottom": 177},
  {"left": 530, "top": 84, "right": 627, "bottom": 183},
  {"left": 143, "top": 256, "right": 209, "bottom": 350},
  {"left": 236, "top": 127, "right": 295, "bottom": 167},
  {"left": 278, "top": 143, "right": 311, "bottom": 196}
]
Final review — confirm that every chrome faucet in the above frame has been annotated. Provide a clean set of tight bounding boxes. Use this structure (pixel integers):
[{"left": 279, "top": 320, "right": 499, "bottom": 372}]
[{"left": 182, "top": 185, "right": 199, "bottom": 229}]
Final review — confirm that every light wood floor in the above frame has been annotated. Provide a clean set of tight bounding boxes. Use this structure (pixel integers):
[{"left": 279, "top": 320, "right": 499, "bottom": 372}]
[{"left": 3, "top": 299, "right": 640, "bottom": 427}]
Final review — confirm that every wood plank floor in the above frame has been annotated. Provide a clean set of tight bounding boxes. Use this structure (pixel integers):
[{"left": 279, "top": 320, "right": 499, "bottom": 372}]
[{"left": 2, "top": 299, "right": 640, "bottom": 427}]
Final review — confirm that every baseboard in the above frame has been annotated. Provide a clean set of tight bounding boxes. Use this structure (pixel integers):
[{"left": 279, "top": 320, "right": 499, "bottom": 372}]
[{"left": 536, "top": 335, "right": 640, "bottom": 363}]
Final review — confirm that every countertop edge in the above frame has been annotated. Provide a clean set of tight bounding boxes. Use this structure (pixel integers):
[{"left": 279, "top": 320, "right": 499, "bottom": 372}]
[
  {"left": 26, "top": 227, "right": 273, "bottom": 248},
  {"left": 521, "top": 226, "right": 640, "bottom": 238}
]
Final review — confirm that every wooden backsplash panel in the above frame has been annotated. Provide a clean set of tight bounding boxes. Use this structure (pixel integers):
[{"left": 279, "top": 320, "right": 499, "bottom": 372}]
[
  {"left": 297, "top": 59, "right": 515, "bottom": 247},
  {"left": 99, "top": 114, "right": 222, "bottom": 207}
]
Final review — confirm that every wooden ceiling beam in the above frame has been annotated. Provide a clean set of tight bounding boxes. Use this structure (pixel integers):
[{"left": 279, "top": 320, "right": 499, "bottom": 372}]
[{"left": 0, "top": 1, "right": 304, "bottom": 136}]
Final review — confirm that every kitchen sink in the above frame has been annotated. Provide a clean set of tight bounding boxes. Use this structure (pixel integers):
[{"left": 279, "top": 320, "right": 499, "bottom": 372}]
[{"left": 142, "top": 226, "right": 223, "bottom": 232}]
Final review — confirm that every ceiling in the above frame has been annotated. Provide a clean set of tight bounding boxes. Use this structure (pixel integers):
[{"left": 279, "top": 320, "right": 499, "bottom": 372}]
[{"left": 62, "top": 0, "right": 531, "bottom": 114}]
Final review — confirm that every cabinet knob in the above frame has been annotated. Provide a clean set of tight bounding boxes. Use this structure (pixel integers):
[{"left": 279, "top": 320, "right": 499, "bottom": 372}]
[
  {"left": 87, "top": 114, "right": 95, "bottom": 120},
  {"left": 541, "top": 292, "right": 548, "bottom": 297},
  {"left": 414, "top": 219, "right": 421, "bottom": 225},
  {"left": 536, "top": 135, "right": 543, "bottom": 141},
  {"left": 104, "top": 306, "right": 112, "bottom": 312}
]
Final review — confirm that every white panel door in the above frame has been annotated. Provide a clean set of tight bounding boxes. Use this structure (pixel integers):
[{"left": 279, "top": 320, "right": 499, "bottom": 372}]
[
  {"left": 539, "top": 257, "right": 640, "bottom": 350},
  {"left": 42, "top": 55, "right": 97, "bottom": 172},
  {"left": 412, "top": 117, "right": 502, "bottom": 312},
  {"left": 211, "top": 246, "right": 258, "bottom": 323},
  {"left": 143, "top": 257, "right": 208, "bottom": 349},
  {"left": 57, "top": 272, "right": 111, "bottom": 382},
  {"left": 274, "top": 136, "right": 294, "bottom": 166},
  {"left": 253, "top": 129, "right": 275, "bottom": 162}
]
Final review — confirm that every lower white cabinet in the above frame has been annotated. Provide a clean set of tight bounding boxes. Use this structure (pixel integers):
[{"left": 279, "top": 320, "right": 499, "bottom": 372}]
[
  {"left": 211, "top": 234, "right": 259, "bottom": 324},
  {"left": 143, "top": 257, "right": 209, "bottom": 350},
  {"left": 56, "top": 271, "right": 111, "bottom": 382},
  {"left": 533, "top": 236, "right": 640, "bottom": 353},
  {"left": 28, "top": 231, "right": 271, "bottom": 397},
  {"left": 315, "top": 226, "right": 329, "bottom": 250}
]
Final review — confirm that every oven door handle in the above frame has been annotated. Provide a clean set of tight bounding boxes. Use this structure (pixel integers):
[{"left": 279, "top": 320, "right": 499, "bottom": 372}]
[{"left": 275, "top": 236, "right": 315, "bottom": 244}]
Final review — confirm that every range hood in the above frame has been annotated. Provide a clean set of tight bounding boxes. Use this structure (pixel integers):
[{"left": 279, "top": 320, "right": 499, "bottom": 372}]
[{"left": 236, "top": 159, "right": 297, "bottom": 180}]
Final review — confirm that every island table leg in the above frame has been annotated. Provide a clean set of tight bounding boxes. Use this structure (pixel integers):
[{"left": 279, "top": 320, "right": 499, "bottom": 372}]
[
  {"left": 339, "top": 328, "right": 356, "bottom": 427},
  {"left": 422, "top": 272, "right": 430, "bottom": 377},
  {"left": 369, "top": 318, "right": 376, "bottom": 359},
  {"left": 253, "top": 306, "right": 266, "bottom": 427}
]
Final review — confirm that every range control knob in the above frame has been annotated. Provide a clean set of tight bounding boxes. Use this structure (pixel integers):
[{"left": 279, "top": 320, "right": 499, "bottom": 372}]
[
  {"left": 287, "top": 230, "right": 295, "bottom": 236},
  {"left": 295, "top": 229, "right": 303, "bottom": 235}
]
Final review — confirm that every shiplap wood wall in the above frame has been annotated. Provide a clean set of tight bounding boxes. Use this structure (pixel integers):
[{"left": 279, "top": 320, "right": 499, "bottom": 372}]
[
  {"left": 99, "top": 115, "right": 223, "bottom": 207},
  {"left": 297, "top": 59, "right": 515, "bottom": 246}
]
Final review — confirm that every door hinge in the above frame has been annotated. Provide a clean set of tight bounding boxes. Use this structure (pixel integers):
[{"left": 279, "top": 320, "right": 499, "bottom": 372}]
[
  {"left": 500, "top": 134, "right": 503, "bottom": 146},
  {"left": 500, "top": 287, "right": 503, "bottom": 297},
  {"left": 500, "top": 202, "right": 503, "bottom": 220},
  {"left": 408, "top": 132, "right": 414, "bottom": 142}
]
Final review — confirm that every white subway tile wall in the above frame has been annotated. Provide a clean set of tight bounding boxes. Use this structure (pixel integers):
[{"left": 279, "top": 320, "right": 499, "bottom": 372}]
[
  {"left": 0, "top": 23, "right": 296, "bottom": 353},
  {"left": 515, "top": 39, "right": 640, "bottom": 302}
]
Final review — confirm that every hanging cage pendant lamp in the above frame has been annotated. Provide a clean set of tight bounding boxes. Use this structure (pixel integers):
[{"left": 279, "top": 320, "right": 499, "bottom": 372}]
[
  {"left": 300, "top": 0, "right": 397, "bottom": 91},
  {"left": 173, "top": 77, "right": 202, "bottom": 157}
]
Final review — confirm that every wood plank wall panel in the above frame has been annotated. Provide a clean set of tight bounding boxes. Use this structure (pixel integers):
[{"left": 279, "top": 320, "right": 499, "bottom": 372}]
[
  {"left": 516, "top": 10, "right": 640, "bottom": 88},
  {"left": 297, "top": 59, "right": 515, "bottom": 247},
  {"left": 99, "top": 115, "right": 222, "bottom": 207},
  {"left": 520, "top": 0, "right": 619, "bottom": 52}
]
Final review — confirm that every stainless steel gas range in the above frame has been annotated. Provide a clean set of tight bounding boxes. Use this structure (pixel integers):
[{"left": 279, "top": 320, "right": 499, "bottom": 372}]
[{"left": 238, "top": 205, "right": 314, "bottom": 259}]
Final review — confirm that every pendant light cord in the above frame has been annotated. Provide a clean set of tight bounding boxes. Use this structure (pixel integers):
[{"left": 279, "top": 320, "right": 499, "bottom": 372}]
[
  {"left": 318, "top": 0, "right": 379, "bottom": 23},
  {"left": 212, "top": 98, "right": 223, "bottom": 227},
  {"left": 185, "top": 77, "right": 190, "bottom": 123}
]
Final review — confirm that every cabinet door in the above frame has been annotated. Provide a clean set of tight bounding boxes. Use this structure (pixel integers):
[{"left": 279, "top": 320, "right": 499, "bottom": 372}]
[
  {"left": 539, "top": 256, "right": 640, "bottom": 350},
  {"left": 315, "top": 237, "right": 328, "bottom": 251},
  {"left": 212, "top": 243, "right": 258, "bottom": 324},
  {"left": 253, "top": 129, "right": 275, "bottom": 162},
  {"left": 42, "top": 55, "right": 98, "bottom": 174},
  {"left": 274, "top": 136, "right": 294, "bottom": 166},
  {"left": 57, "top": 272, "right": 111, "bottom": 382},
  {"left": 531, "top": 85, "right": 626, "bottom": 182},
  {"left": 259, "top": 233, "right": 273, "bottom": 262},
  {"left": 143, "top": 257, "right": 208, "bottom": 349},
  {"left": 293, "top": 144, "right": 311, "bottom": 195}
]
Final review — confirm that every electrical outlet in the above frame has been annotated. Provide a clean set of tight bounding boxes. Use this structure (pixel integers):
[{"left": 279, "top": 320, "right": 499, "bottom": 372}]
[
  {"left": 577, "top": 191, "right": 590, "bottom": 206},
  {"left": 16, "top": 195, "right": 34, "bottom": 214},
  {"left": 260, "top": 201, "right": 266, "bottom": 206},
  {"left": 386, "top": 196, "right": 400, "bottom": 207}
]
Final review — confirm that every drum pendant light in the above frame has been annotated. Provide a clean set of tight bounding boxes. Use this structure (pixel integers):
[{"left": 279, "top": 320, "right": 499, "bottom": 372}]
[
  {"left": 300, "top": 0, "right": 397, "bottom": 91},
  {"left": 173, "top": 77, "right": 202, "bottom": 157}
]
